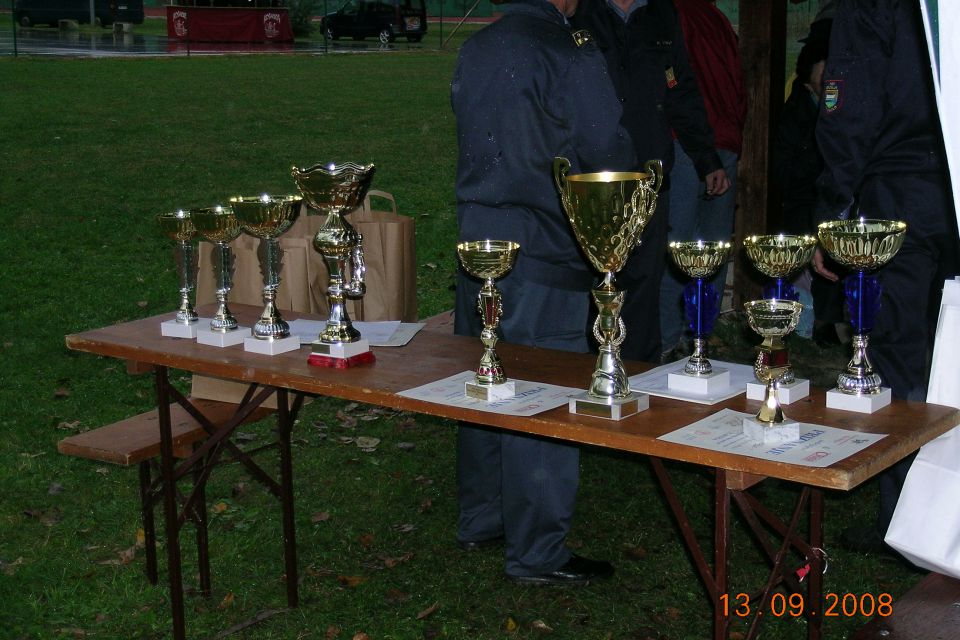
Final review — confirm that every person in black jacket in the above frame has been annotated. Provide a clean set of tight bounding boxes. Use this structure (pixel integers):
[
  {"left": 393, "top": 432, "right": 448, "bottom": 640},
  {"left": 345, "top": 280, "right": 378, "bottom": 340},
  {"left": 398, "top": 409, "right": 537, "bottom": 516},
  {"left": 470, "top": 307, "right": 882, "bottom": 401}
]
[
  {"left": 811, "top": 0, "right": 959, "bottom": 553},
  {"left": 452, "top": 0, "right": 636, "bottom": 584},
  {"left": 570, "top": 0, "right": 728, "bottom": 363}
]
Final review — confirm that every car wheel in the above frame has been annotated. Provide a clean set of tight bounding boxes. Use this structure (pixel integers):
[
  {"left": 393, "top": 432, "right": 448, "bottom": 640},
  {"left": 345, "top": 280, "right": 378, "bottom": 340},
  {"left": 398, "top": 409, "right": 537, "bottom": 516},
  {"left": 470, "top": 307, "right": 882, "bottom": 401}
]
[
  {"left": 19, "top": 14, "right": 32, "bottom": 27},
  {"left": 378, "top": 27, "right": 394, "bottom": 44},
  {"left": 406, "top": 34, "right": 422, "bottom": 43}
]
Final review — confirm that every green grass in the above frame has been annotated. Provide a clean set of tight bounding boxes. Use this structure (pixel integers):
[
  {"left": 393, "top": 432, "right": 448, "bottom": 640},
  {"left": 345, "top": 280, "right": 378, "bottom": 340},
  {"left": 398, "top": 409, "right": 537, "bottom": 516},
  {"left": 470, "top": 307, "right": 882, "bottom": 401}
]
[{"left": 0, "top": 52, "right": 923, "bottom": 639}]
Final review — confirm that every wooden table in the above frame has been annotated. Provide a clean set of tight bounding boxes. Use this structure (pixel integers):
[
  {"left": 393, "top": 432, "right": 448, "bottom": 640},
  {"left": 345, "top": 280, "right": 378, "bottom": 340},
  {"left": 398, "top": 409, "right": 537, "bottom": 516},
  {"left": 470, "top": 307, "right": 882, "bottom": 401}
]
[{"left": 66, "top": 305, "right": 960, "bottom": 640}]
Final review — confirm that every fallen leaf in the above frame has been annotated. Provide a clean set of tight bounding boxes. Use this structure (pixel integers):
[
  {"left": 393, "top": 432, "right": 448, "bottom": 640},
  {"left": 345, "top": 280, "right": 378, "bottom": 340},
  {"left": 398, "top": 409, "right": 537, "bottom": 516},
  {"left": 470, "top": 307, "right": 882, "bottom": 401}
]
[
  {"left": 416, "top": 601, "right": 440, "bottom": 620},
  {"left": 212, "top": 502, "right": 229, "bottom": 514},
  {"left": 344, "top": 402, "right": 359, "bottom": 411},
  {"left": 325, "top": 625, "right": 340, "bottom": 639},
  {"left": 532, "top": 619, "right": 554, "bottom": 634},
  {"left": 21, "top": 451, "right": 46, "bottom": 458},
  {"left": 337, "top": 411, "right": 358, "bottom": 429},
  {"left": 135, "top": 529, "right": 146, "bottom": 548},
  {"left": 384, "top": 588, "right": 411, "bottom": 605},
  {"left": 2, "top": 342, "right": 12, "bottom": 348},
  {"left": 382, "top": 552, "right": 414, "bottom": 569},
  {"left": 358, "top": 533, "right": 375, "bottom": 548},
  {"left": 234, "top": 432, "right": 257, "bottom": 442},
  {"left": 218, "top": 592, "right": 235, "bottom": 609},
  {"left": 413, "top": 475, "right": 433, "bottom": 486},
  {"left": 338, "top": 436, "right": 355, "bottom": 445},
  {"left": 95, "top": 467, "right": 109, "bottom": 476},
  {"left": 94, "top": 612, "right": 108, "bottom": 623},
  {"left": 118, "top": 546, "right": 137, "bottom": 565},
  {"left": 306, "top": 564, "right": 334, "bottom": 578},
  {"left": 666, "top": 607, "right": 681, "bottom": 621},
  {"left": 54, "top": 387, "right": 71, "bottom": 398},
  {"left": 232, "top": 482, "right": 249, "bottom": 498},
  {"left": 23, "top": 507, "right": 62, "bottom": 527},
  {"left": 623, "top": 544, "right": 647, "bottom": 560},
  {"left": 137, "top": 301, "right": 149, "bottom": 308},
  {"left": 419, "top": 498, "right": 433, "bottom": 513},
  {"left": 359, "top": 415, "right": 379, "bottom": 422},
  {"left": 48, "top": 482, "right": 64, "bottom": 495},
  {"left": 1, "top": 557, "right": 24, "bottom": 576},
  {"left": 504, "top": 617, "right": 519, "bottom": 633},
  {"left": 392, "top": 523, "right": 415, "bottom": 534},
  {"left": 311, "top": 511, "right": 331, "bottom": 523},
  {"left": 57, "top": 420, "right": 81, "bottom": 431},
  {"left": 355, "top": 436, "right": 380, "bottom": 452},
  {"left": 397, "top": 417, "right": 418, "bottom": 430},
  {"left": 54, "top": 629, "right": 88, "bottom": 638},
  {"left": 352, "top": 633, "right": 370, "bottom": 640},
  {"left": 337, "top": 575, "right": 367, "bottom": 588},
  {"left": 424, "top": 262, "right": 438, "bottom": 270}
]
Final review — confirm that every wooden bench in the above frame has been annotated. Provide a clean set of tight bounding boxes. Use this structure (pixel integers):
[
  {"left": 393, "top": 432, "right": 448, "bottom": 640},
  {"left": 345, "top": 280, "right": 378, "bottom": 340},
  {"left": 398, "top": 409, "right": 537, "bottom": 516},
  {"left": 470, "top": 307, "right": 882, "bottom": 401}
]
[
  {"left": 58, "top": 398, "right": 275, "bottom": 587},
  {"left": 851, "top": 572, "right": 960, "bottom": 639}
]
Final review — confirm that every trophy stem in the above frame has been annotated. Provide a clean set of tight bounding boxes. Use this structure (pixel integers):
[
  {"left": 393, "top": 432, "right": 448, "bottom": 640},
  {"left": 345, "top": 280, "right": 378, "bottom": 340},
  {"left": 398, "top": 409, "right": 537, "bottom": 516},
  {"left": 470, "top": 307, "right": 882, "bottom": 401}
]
[
  {"left": 254, "top": 237, "right": 289, "bottom": 339},
  {"left": 475, "top": 278, "right": 505, "bottom": 385},
  {"left": 838, "top": 333, "right": 882, "bottom": 394},
  {"left": 684, "top": 336, "right": 713, "bottom": 375},
  {"left": 174, "top": 240, "right": 198, "bottom": 325},
  {"left": 316, "top": 212, "right": 362, "bottom": 345},
  {"left": 588, "top": 276, "right": 630, "bottom": 400},
  {"left": 210, "top": 242, "right": 238, "bottom": 332}
]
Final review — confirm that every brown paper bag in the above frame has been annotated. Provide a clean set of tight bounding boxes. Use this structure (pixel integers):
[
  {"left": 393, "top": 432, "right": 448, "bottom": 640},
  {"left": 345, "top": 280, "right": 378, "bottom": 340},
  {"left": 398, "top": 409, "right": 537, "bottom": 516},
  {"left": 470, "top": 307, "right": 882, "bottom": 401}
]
[{"left": 192, "top": 192, "right": 417, "bottom": 405}]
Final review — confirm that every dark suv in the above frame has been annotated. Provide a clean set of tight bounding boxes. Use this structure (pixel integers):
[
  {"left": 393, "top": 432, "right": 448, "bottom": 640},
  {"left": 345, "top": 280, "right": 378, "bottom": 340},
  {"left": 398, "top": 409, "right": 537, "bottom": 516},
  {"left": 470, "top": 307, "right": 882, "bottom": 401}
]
[
  {"left": 14, "top": 0, "right": 144, "bottom": 26},
  {"left": 322, "top": 0, "right": 427, "bottom": 44}
]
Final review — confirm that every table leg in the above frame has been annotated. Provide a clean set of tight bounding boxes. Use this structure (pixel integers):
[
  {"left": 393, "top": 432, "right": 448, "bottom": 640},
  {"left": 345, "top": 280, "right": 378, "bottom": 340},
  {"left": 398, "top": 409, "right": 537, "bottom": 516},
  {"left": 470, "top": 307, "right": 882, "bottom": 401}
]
[
  {"left": 715, "top": 468, "right": 730, "bottom": 640},
  {"left": 138, "top": 461, "right": 158, "bottom": 585},
  {"left": 192, "top": 443, "right": 212, "bottom": 600},
  {"left": 276, "top": 388, "right": 299, "bottom": 607},
  {"left": 154, "top": 366, "right": 186, "bottom": 640}
]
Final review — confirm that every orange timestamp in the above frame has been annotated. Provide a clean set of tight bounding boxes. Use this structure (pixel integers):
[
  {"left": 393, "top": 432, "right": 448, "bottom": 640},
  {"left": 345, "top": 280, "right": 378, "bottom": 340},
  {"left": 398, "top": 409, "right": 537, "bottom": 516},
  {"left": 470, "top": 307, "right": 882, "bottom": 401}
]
[{"left": 719, "top": 592, "right": 893, "bottom": 618}]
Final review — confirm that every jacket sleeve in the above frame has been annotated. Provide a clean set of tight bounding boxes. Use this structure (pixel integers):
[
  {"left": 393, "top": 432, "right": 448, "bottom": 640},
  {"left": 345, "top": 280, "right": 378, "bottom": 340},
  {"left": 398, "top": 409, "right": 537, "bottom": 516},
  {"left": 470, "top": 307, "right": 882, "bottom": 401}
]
[
  {"left": 813, "top": 0, "right": 894, "bottom": 220},
  {"left": 664, "top": 11, "right": 722, "bottom": 178}
]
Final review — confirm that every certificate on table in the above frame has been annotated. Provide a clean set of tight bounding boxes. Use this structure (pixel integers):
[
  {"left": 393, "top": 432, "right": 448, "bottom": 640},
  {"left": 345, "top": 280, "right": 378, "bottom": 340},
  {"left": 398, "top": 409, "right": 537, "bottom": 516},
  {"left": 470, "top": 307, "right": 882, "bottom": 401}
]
[
  {"left": 658, "top": 408, "right": 887, "bottom": 467},
  {"left": 398, "top": 371, "right": 581, "bottom": 417},
  {"left": 628, "top": 358, "right": 755, "bottom": 405}
]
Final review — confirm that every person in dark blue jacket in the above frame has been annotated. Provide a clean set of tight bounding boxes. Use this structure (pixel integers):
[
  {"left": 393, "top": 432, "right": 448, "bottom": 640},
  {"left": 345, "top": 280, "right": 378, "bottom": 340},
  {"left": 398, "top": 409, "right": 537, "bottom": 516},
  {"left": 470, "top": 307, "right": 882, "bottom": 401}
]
[
  {"left": 811, "top": 0, "right": 960, "bottom": 553},
  {"left": 451, "top": 0, "right": 636, "bottom": 584}
]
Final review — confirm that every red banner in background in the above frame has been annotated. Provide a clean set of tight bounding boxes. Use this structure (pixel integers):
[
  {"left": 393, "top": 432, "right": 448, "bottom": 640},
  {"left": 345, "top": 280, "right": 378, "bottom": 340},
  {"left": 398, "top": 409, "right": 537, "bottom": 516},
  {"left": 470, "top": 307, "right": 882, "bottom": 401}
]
[{"left": 166, "top": 6, "right": 294, "bottom": 43}]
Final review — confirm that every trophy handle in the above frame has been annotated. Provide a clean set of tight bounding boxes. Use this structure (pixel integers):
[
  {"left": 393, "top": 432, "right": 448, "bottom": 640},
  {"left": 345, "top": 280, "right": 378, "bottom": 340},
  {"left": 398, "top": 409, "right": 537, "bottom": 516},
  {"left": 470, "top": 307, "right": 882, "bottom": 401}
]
[
  {"left": 644, "top": 159, "right": 664, "bottom": 194},
  {"left": 553, "top": 156, "right": 571, "bottom": 194}
]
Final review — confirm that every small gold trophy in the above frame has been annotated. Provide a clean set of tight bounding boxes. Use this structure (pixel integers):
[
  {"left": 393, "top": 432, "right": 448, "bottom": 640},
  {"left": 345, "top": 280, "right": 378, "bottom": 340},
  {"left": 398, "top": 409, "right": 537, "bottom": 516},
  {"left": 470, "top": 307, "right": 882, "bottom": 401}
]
[
  {"left": 291, "top": 162, "right": 376, "bottom": 368},
  {"left": 667, "top": 240, "right": 733, "bottom": 394},
  {"left": 742, "top": 234, "right": 817, "bottom": 402},
  {"left": 742, "top": 299, "right": 804, "bottom": 443},
  {"left": 191, "top": 205, "right": 250, "bottom": 348},
  {"left": 456, "top": 240, "right": 520, "bottom": 401},
  {"left": 157, "top": 210, "right": 199, "bottom": 339},
  {"left": 554, "top": 156, "right": 662, "bottom": 421},
  {"left": 818, "top": 219, "right": 907, "bottom": 413},
  {"left": 230, "top": 194, "right": 303, "bottom": 356}
]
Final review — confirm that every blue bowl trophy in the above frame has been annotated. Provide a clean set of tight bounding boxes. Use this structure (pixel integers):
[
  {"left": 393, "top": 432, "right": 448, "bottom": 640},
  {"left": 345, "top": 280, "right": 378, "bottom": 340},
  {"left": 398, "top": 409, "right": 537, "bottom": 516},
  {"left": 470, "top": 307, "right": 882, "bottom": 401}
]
[
  {"left": 817, "top": 219, "right": 906, "bottom": 413},
  {"left": 667, "top": 240, "right": 733, "bottom": 395}
]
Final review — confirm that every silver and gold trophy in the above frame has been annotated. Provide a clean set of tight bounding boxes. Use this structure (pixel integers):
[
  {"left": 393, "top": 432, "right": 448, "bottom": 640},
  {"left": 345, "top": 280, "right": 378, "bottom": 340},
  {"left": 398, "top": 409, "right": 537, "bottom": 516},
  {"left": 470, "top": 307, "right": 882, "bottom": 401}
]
[
  {"left": 667, "top": 240, "right": 733, "bottom": 394},
  {"left": 457, "top": 240, "right": 520, "bottom": 401},
  {"left": 191, "top": 205, "right": 250, "bottom": 348},
  {"left": 157, "top": 210, "right": 200, "bottom": 339},
  {"left": 554, "top": 156, "right": 662, "bottom": 421},
  {"left": 292, "top": 162, "right": 376, "bottom": 368},
  {"left": 742, "top": 299, "right": 804, "bottom": 443},
  {"left": 230, "top": 194, "right": 303, "bottom": 356},
  {"left": 818, "top": 219, "right": 906, "bottom": 412},
  {"left": 743, "top": 234, "right": 817, "bottom": 402}
]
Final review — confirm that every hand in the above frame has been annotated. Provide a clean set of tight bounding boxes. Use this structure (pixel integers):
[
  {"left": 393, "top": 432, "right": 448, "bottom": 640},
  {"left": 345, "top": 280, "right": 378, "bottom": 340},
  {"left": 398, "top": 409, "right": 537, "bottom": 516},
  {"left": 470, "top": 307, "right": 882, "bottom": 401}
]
[
  {"left": 811, "top": 246, "right": 839, "bottom": 282},
  {"left": 704, "top": 169, "right": 731, "bottom": 198}
]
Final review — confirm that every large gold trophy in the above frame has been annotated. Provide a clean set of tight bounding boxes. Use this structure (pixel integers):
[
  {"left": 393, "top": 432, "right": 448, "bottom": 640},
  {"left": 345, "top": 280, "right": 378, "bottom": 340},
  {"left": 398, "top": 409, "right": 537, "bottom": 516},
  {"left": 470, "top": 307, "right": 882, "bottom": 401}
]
[
  {"left": 742, "top": 299, "right": 804, "bottom": 443},
  {"left": 742, "top": 234, "right": 817, "bottom": 402},
  {"left": 457, "top": 240, "right": 520, "bottom": 401},
  {"left": 554, "top": 156, "right": 662, "bottom": 421},
  {"left": 191, "top": 205, "right": 249, "bottom": 348},
  {"left": 157, "top": 210, "right": 199, "bottom": 339},
  {"left": 230, "top": 194, "right": 303, "bottom": 356},
  {"left": 291, "top": 162, "right": 376, "bottom": 368},
  {"left": 667, "top": 240, "right": 733, "bottom": 394},
  {"left": 818, "top": 219, "right": 906, "bottom": 412}
]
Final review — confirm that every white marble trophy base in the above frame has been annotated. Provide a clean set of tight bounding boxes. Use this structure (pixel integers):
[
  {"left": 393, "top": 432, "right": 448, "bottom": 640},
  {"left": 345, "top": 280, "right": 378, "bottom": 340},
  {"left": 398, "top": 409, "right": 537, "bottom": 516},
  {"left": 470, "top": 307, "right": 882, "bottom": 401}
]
[
  {"left": 568, "top": 391, "right": 649, "bottom": 421},
  {"left": 311, "top": 339, "right": 372, "bottom": 359},
  {"left": 465, "top": 380, "right": 516, "bottom": 402},
  {"left": 243, "top": 334, "right": 301, "bottom": 355},
  {"left": 161, "top": 319, "right": 199, "bottom": 339},
  {"left": 825, "top": 387, "right": 892, "bottom": 413},
  {"left": 668, "top": 369, "right": 730, "bottom": 395},
  {"left": 197, "top": 327, "right": 250, "bottom": 348},
  {"left": 746, "top": 379, "right": 810, "bottom": 404},
  {"left": 742, "top": 417, "right": 800, "bottom": 443}
]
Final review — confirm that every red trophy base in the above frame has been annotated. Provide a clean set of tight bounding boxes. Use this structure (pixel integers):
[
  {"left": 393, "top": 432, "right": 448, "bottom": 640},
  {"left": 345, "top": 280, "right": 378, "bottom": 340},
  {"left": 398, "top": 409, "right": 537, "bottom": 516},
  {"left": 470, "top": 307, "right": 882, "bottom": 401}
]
[{"left": 307, "top": 351, "right": 376, "bottom": 368}]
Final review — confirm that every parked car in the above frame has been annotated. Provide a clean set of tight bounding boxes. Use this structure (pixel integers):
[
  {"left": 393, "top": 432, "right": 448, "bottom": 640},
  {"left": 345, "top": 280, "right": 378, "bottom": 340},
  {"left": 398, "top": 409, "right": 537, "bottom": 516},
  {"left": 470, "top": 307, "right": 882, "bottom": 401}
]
[
  {"left": 321, "top": 0, "right": 427, "bottom": 44},
  {"left": 14, "top": 0, "right": 145, "bottom": 27}
]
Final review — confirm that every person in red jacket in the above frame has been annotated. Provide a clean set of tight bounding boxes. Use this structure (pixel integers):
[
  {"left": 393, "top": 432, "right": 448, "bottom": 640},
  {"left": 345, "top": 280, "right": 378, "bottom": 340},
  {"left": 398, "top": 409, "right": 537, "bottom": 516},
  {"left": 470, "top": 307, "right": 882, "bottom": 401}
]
[{"left": 659, "top": 0, "right": 746, "bottom": 360}]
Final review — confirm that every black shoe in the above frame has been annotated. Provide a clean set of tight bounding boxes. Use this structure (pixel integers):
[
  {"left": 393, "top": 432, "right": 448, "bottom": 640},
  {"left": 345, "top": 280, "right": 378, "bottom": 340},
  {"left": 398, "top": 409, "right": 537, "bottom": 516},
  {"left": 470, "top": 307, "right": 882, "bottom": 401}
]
[
  {"left": 840, "top": 525, "right": 886, "bottom": 554},
  {"left": 457, "top": 535, "right": 504, "bottom": 551},
  {"left": 507, "top": 554, "right": 614, "bottom": 586}
]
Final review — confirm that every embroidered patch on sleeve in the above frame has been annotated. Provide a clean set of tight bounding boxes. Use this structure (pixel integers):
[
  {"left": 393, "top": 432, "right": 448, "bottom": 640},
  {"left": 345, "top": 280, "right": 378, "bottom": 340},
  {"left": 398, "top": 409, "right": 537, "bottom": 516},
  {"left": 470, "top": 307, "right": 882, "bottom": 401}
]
[
  {"left": 824, "top": 80, "right": 843, "bottom": 112},
  {"left": 665, "top": 66, "right": 677, "bottom": 89}
]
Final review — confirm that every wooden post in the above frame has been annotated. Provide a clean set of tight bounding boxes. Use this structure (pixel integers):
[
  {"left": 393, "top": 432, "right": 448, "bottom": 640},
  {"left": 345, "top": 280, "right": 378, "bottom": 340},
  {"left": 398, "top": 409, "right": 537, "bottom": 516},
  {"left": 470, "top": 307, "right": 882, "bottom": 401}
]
[{"left": 734, "top": 0, "right": 787, "bottom": 307}]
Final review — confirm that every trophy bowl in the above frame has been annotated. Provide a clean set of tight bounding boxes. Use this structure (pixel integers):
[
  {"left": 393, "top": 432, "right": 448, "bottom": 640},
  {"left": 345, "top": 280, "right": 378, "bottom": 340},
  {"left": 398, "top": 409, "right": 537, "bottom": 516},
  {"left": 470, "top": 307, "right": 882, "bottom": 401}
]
[
  {"left": 457, "top": 240, "right": 520, "bottom": 397},
  {"left": 817, "top": 219, "right": 907, "bottom": 400},
  {"left": 554, "top": 156, "right": 662, "bottom": 420},
  {"left": 743, "top": 298, "right": 804, "bottom": 441},
  {"left": 668, "top": 240, "right": 732, "bottom": 377},
  {"left": 292, "top": 162, "right": 375, "bottom": 350},
  {"left": 157, "top": 210, "right": 199, "bottom": 327},
  {"left": 191, "top": 205, "right": 242, "bottom": 333},
  {"left": 743, "top": 234, "right": 818, "bottom": 280},
  {"left": 230, "top": 194, "right": 302, "bottom": 341}
]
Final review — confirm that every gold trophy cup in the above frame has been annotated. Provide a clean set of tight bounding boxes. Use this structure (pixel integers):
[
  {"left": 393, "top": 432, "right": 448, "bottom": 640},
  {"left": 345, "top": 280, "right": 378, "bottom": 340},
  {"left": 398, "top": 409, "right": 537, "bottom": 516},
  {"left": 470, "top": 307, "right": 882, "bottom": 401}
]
[
  {"left": 742, "top": 234, "right": 817, "bottom": 400},
  {"left": 157, "top": 210, "right": 200, "bottom": 338},
  {"left": 742, "top": 299, "right": 804, "bottom": 443},
  {"left": 457, "top": 240, "right": 520, "bottom": 401},
  {"left": 230, "top": 194, "right": 303, "bottom": 356},
  {"left": 554, "top": 156, "right": 662, "bottom": 421},
  {"left": 191, "top": 205, "right": 249, "bottom": 347},
  {"left": 818, "top": 219, "right": 907, "bottom": 412},
  {"left": 291, "top": 162, "right": 376, "bottom": 368},
  {"left": 667, "top": 240, "right": 733, "bottom": 394}
]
